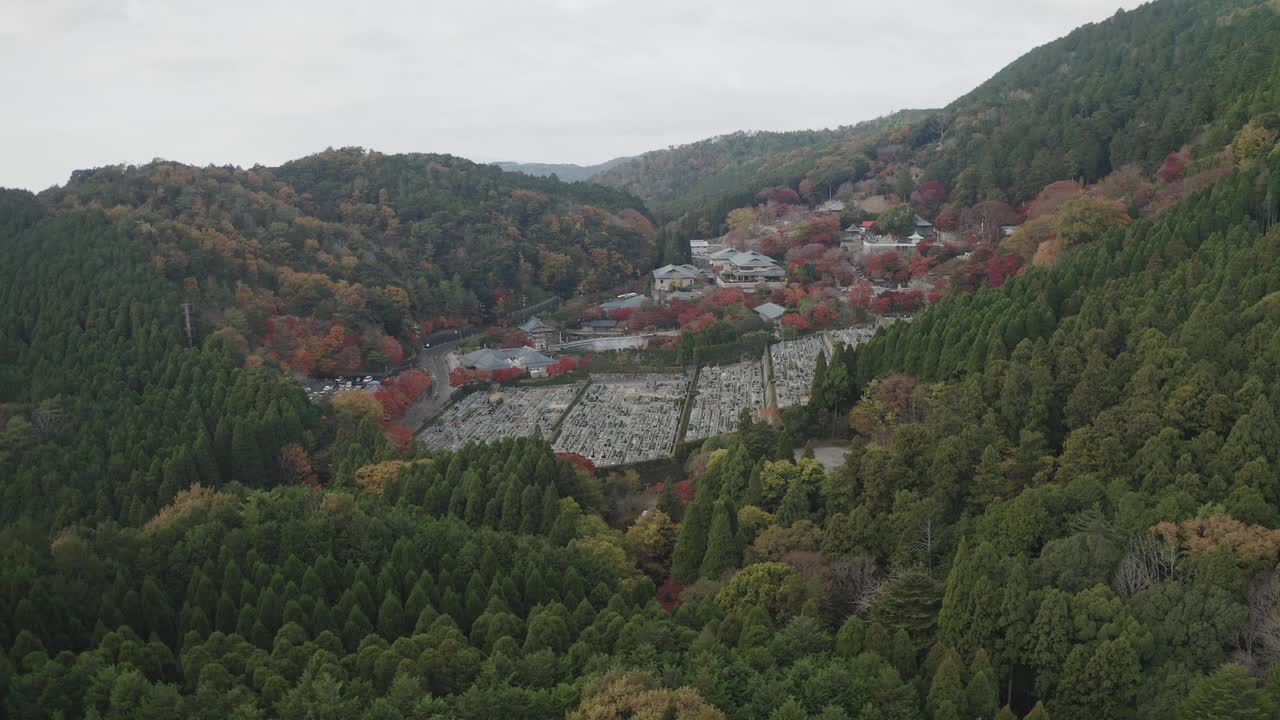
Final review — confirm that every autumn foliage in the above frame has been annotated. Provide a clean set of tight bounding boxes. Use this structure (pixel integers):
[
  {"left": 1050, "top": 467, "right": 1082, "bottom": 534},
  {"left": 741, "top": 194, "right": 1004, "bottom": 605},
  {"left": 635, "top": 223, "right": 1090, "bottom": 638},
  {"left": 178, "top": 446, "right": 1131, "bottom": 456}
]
[
  {"left": 1152, "top": 515, "right": 1280, "bottom": 562},
  {"left": 870, "top": 289, "right": 926, "bottom": 315},
  {"left": 144, "top": 484, "right": 237, "bottom": 533},
  {"left": 375, "top": 369, "right": 432, "bottom": 419},
  {"left": 556, "top": 452, "right": 596, "bottom": 475},
  {"left": 449, "top": 365, "right": 525, "bottom": 387},
  {"left": 355, "top": 460, "right": 408, "bottom": 495},
  {"left": 332, "top": 389, "right": 384, "bottom": 421},
  {"left": 279, "top": 443, "right": 319, "bottom": 488},
  {"left": 385, "top": 424, "right": 414, "bottom": 453}
]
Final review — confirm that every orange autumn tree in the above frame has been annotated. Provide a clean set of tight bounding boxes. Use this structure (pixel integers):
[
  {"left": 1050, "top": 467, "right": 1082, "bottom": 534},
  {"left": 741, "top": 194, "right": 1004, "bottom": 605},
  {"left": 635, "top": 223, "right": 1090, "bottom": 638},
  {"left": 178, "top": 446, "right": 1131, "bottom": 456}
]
[
  {"left": 356, "top": 460, "right": 408, "bottom": 495},
  {"left": 144, "top": 484, "right": 237, "bottom": 533},
  {"left": 332, "top": 389, "right": 383, "bottom": 421},
  {"left": 279, "top": 443, "right": 319, "bottom": 488},
  {"left": 1152, "top": 515, "right": 1280, "bottom": 562}
]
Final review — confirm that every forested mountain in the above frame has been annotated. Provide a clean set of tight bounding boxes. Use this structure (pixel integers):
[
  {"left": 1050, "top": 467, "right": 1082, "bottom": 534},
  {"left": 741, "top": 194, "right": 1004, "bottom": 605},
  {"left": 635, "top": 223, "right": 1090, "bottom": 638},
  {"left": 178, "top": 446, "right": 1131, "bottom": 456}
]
[
  {"left": 923, "top": 0, "right": 1280, "bottom": 206},
  {"left": 603, "top": 0, "right": 1280, "bottom": 233},
  {"left": 3, "top": 0, "right": 1280, "bottom": 717},
  {"left": 4, "top": 153, "right": 1279, "bottom": 719},
  {"left": 31, "top": 148, "right": 657, "bottom": 376},
  {"left": 494, "top": 157, "right": 632, "bottom": 182},
  {"left": 594, "top": 112, "right": 927, "bottom": 232}
]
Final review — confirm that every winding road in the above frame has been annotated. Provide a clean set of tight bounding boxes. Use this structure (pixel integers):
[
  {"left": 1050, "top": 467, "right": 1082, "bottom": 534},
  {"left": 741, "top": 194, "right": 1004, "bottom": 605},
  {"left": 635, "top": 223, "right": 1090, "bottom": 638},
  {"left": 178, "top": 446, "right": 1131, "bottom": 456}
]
[{"left": 402, "top": 340, "right": 461, "bottom": 430}]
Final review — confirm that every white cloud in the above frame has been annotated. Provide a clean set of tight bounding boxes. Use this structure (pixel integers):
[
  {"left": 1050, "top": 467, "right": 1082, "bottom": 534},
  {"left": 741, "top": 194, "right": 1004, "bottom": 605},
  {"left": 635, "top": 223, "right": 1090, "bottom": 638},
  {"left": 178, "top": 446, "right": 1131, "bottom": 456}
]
[{"left": 0, "top": 0, "right": 1144, "bottom": 190}]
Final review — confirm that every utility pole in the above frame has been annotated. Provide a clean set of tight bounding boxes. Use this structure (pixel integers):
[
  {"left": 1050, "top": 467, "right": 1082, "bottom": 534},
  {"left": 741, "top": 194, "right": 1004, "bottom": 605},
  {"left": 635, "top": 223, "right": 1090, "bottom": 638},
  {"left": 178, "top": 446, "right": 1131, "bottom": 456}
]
[{"left": 182, "top": 302, "right": 194, "bottom": 347}]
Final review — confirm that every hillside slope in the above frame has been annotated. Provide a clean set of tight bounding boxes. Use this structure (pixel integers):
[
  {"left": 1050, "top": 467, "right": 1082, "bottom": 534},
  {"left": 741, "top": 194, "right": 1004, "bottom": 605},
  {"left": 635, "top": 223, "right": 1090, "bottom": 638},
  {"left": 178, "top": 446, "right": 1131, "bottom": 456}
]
[
  {"left": 594, "top": 111, "right": 927, "bottom": 229},
  {"left": 3, "top": 0, "right": 1280, "bottom": 717},
  {"left": 925, "top": 0, "right": 1280, "bottom": 205},
  {"left": 597, "top": 0, "right": 1280, "bottom": 230},
  {"left": 29, "top": 148, "right": 656, "bottom": 376}
]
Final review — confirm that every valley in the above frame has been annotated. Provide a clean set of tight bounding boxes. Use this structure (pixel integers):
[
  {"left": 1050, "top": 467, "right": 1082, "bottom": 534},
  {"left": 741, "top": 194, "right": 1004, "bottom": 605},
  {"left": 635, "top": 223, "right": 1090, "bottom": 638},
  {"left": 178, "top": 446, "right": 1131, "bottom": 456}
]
[{"left": 2, "top": 1, "right": 1279, "bottom": 718}]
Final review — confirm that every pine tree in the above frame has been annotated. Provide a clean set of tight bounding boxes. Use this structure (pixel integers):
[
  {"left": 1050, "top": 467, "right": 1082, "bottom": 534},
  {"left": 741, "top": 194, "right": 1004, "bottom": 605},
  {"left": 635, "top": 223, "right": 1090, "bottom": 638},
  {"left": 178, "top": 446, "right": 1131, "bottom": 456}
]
[
  {"left": 1178, "top": 663, "right": 1273, "bottom": 720},
  {"left": 745, "top": 458, "right": 766, "bottom": 507},
  {"left": 1026, "top": 589, "right": 1072, "bottom": 696},
  {"left": 927, "top": 651, "right": 967, "bottom": 720},
  {"left": 995, "top": 558, "right": 1035, "bottom": 705},
  {"left": 811, "top": 351, "right": 830, "bottom": 412},
  {"left": 518, "top": 485, "right": 542, "bottom": 535},
  {"left": 671, "top": 497, "right": 713, "bottom": 583},
  {"left": 891, "top": 627, "right": 917, "bottom": 679},
  {"left": 966, "top": 649, "right": 999, "bottom": 720},
  {"left": 938, "top": 540, "right": 1002, "bottom": 660},
  {"left": 701, "top": 499, "right": 740, "bottom": 579},
  {"left": 549, "top": 499, "right": 582, "bottom": 545},
  {"left": 835, "top": 617, "right": 867, "bottom": 658},
  {"left": 771, "top": 699, "right": 808, "bottom": 720},
  {"left": 230, "top": 421, "right": 266, "bottom": 486},
  {"left": 774, "top": 432, "right": 796, "bottom": 462},
  {"left": 540, "top": 484, "right": 561, "bottom": 534},
  {"left": 377, "top": 592, "right": 405, "bottom": 639}
]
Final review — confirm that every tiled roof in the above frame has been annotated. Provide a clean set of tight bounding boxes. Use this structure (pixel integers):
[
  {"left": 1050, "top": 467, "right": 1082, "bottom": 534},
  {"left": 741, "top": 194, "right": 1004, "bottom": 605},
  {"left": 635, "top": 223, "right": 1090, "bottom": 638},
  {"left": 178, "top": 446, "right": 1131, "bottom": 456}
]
[
  {"left": 460, "top": 347, "right": 557, "bottom": 371},
  {"left": 600, "top": 294, "right": 647, "bottom": 312},
  {"left": 753, "top": 302, "right": 787, "bottom": 320},
  {"left": 518, "top": 317, "right": 553, "bottom": 333},
  {"left": 652, "top": 263, "right": 704, "bottom": 279}
]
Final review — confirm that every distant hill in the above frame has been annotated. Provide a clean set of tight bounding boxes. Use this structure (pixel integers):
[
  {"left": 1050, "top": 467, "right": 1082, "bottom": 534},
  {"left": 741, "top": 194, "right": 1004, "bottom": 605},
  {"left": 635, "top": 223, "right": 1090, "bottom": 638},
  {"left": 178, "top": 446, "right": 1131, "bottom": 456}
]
[
  {"left": 593, "top": 111, "right": 928, "bottom": 229},
  {"left": 598, "top": 0, "right": 1280, "bottom": 230},
  {"left": 493, "top": 156, "right": 632, "bottom": 181}
]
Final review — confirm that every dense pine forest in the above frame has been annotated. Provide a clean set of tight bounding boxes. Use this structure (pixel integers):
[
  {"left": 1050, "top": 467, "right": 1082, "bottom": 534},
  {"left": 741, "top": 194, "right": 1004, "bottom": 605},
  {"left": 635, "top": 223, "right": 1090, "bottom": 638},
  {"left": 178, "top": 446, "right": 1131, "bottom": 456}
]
[{"left": 3, "top": 0, "right": 1280, "bottom": 718}]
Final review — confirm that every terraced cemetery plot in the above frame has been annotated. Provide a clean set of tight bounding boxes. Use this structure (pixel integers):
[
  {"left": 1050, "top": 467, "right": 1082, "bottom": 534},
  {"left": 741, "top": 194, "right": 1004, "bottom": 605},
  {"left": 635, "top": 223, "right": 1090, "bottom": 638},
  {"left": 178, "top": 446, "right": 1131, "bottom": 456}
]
[
  {"left": 686, "top": 361, "right": 765, "bottom": 440},
  {"left": 553, "top": 374, "right": 688, "bottom": 467},
  {"left": 418, "top": 383, "right": 582, "bottom": 451},
  {"left": 770, "top": 335, "right": 829, "bottom": 408},
  {"left": 827, "top": 326, "right": 875, "bottom": 349}
]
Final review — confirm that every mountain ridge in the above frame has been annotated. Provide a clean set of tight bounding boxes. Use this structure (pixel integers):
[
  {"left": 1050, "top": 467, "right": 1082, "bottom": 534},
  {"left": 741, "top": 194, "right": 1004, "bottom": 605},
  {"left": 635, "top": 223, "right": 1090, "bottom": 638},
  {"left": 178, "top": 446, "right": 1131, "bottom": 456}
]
[{"left": 493, "top": 156, "right": 633, "bottom": 181}]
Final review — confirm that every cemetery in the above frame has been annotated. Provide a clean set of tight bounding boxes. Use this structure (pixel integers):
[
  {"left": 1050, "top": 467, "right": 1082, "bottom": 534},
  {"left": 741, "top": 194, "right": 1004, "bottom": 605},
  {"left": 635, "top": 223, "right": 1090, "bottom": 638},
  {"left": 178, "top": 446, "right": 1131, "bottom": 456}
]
[
  {"left": 770, "top": 334, "right": 828, "bottom": 408},
  {"left": 418, "top": 327, "right": 875, "bottom": 461},
  {"left": 686, "top": 361, "right": 765, "bottom": 440},
  {"left": 828, "top": 326, "right": 876, "bottom": 350},
  {"left": 552, "top": 373, "right": 689, "bottom": 467},
  {"left": 418, "top": 383, "right": 583, "bottom": 451}
]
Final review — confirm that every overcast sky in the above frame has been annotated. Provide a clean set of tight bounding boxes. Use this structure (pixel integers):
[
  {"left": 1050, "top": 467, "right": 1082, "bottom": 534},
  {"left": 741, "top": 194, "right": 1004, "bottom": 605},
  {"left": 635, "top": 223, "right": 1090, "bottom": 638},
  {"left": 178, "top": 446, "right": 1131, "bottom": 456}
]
[{"left": 1, "top": 0, "right": 1144, "bottom": 191}]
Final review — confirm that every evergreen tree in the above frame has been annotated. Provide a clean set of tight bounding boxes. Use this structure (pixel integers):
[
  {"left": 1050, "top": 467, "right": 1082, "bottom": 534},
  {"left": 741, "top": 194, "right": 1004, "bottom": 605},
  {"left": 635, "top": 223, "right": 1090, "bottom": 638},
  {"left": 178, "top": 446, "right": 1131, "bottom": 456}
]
[
  {"left": 776, "top": 479, "right": 811, "bottom": 526},
  {"left": 230, "top": 421, "right": 266, "bottom": 486},
  {"left": 701, "top": 499, "right": 740, "bottom": 579},
  {"left": 927, "top": 652, "right": 967, "bottom": 720},
  {"left": 891, "top": 627, "right": 917, "bottom": 679},
  {"left": 377, "top": 593, "right": 405, "bottom": 639},
  {"left": 938, "top": 540, "right": 1002, "bottom": 660},
  {"left": 966, "top": 649, "right": 999, "bottom": 720},
  {"left": 1178, "top": 663, "right": 1274, "bottom": 720},
  {"left": 671, "top": 498, "right": 713, "bottom": 583}
]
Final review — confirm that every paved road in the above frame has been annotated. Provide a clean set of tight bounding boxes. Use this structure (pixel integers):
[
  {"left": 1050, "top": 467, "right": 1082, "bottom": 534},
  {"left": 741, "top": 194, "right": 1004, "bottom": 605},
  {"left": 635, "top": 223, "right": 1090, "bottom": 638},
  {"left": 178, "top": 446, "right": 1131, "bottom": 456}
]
[{"left": 403, "top": 340, "right": 460, "bottom": 430}]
